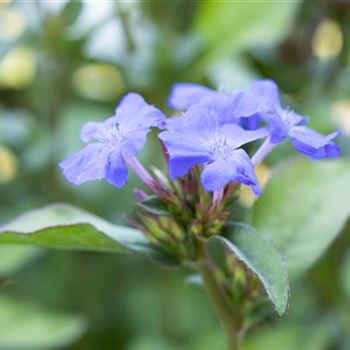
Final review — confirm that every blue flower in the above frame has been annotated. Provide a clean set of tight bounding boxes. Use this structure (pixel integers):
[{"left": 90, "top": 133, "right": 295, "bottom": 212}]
[
  {"left": 168, "top": 83, "right": 221, "bottom": 110},
  {"left": 159, "top": 102, "right": 268, "bottom": 195},
  {"left": 60, "top": 93, "right": 166, "bottom": 188},
  {"left": 168, "top": 83, "right": 261, "bottom": 130},
  {"left": 243, "top": 79, "right": 341, "bottom": 159}
]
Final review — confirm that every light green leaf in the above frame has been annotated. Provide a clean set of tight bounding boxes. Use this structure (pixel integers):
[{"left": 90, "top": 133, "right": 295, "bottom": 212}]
[
  {"left": 242, "top": 322, "right": 331, "bottom": 350},
  {"left": 0, "top": 296, "right": 86, "bottom": 349},
  {"left": 251, "top": 159, "right": 350, "bottom": 279},
  {"left": 208, "top": 223, "right": 289, "bottom": 316},
  {"left": 0, "top": 246, "right": 43, "bottom": 277},
  {"left": 194, "top": 1, "right": 298, "bottom": 62},
  {"left": 0, "top": 204, "right": 177, "bottom": 265}
]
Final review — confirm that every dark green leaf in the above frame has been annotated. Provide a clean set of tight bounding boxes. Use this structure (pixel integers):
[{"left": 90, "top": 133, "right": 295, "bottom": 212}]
[
  {"left": 0, "top": 204, "right": 177, "bottom": 266},
  {"left": 137, "top": 196, "right": 170, "bottom": 216},
  {"left": 208, "top": 223, "right": 289, "bottom": 316},
  {"left": 61, "top": 0, "right": 82, "bottom": 27}
]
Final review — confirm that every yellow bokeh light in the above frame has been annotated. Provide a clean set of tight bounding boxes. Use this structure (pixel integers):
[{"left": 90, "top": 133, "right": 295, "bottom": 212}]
[
  {"left": 0, "top": 8, "right": 26, "bottom": 40},
  {"left": 0, "top": 0, "right": 12, "bottom": 7},
  {"left": 72, "top": 64, "right": 125, "bottom": 102},
  {"left": 0, "top": 145, "right": 18, "bottom": 183},
  {"left": 312, "top": 19, "right": 343, "bottom": 60},
  {"left": 331, "top": 100, "right": 350, "bottom": 136},
  {"left": 239, "top": 164, "right": 271, "bottom": 208},
  {"left": 0, "top": 46, "right": 36, "bottom": 89}
]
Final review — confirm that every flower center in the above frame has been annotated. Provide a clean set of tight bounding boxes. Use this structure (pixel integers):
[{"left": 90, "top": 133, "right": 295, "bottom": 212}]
[
  {"left": 97, "top": 124, "right": 124, "bottom": 148},
  {"left": 281, "top": 108, "right": 298, "bottom": 129},
  {"left": 211, "top": 136, "right": 235, "bottom": 160}
]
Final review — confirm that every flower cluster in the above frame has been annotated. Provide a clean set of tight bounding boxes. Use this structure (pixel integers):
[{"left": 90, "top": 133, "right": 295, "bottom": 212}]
[
  {"left": 59, "top": 79, "right": 341, "bottom": 258},
  {"left": 60, "top": 79, "right": 340, "bottom": 201}
]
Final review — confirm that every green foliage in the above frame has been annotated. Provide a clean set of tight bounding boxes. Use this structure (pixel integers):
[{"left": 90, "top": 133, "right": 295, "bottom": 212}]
[
  {"left": 137, "top": 196, "right": 171, "bottom": 217},
  {"left": 1, "top": 0, "right": 350, "bottom": 348},
  {"left": 0, "top": 296, "right": 86, "bottom": 349},
  {"left": 251, "top": 159, "right": 350, "bottom": 279},
  {"left": 242, "top": 322, "right": 330, "bottom": 350},
  {"left": 0, "top": 204, "right": 177, "bottom": 266},
  {"left": 208, "top": 224, "right": 289, "bottom": 316},
  {"left": 195, "top": 1, "right": 298, "bottom": 61},
  {"left": 0, "top": 246, "right": 42, "bottom": 277}
]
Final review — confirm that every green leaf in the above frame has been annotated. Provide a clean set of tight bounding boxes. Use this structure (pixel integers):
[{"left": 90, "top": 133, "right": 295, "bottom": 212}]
[
  {"left": 208, "top": 223, "right": 289, "bottom": 316},
  {"left": 61, "top": 0, "right": 82, "bottom": 27},
  {"left": 242, "top": 322, "right": 331, "bottom": 350},
  {"left": 0, "top": 246, "right": 43, "bottom": 277},
  {"left": 0, "top": 296, "right": 86, "bottom": 349},
  {"left": 0, "top": 204, "right": 177, "bottom": 266},
  {"left": 137, "top": 196, "right": 170, "bottom": 216},
  {"left": 251, "top": 159, "right": 350, "bottom": 279},
  {"left": 341, "top": 250, "right": 350, "bottom": 300},
  {"left": 194, "top": 1, "right": 298, "bottom": 62}
]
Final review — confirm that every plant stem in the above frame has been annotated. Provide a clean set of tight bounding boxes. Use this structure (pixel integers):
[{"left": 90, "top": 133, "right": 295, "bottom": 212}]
[{"left": 196, "top": 242, "right": 243, "bottom": 350}]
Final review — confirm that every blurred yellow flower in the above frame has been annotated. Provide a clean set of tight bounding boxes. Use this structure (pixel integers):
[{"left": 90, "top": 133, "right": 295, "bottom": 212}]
[
  {"left": 0, "top": 7, "right": 25, "bottom": 40},
  {"left": 72, "top": 64, "right": 125, "bottom": 102},
  {"left": 239, "top": 164, "right": 271, "bottom": 208},
  {"left": 0, "top": 146, "right": 18, "bottom": 183},
  {"left": 331, "top": 100, "right": 350, "bottom": 136},
  {"left": 0, "top": 0, "right": 12, "bottom": 8},
  {"left": 312, "top": 19, "right": 343, "bottom": 60},
  {"left": 0, "top": 46, "right": 36, "bottom": 89}
]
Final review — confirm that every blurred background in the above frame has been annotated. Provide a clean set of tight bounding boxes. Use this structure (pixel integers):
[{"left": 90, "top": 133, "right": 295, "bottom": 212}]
[{"left": 1, "top": 1, "right": 350, "bottom": 349}]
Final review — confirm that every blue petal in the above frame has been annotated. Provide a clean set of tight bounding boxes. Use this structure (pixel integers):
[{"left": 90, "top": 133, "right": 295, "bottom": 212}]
[
  {"left": 116, "top": 92, "right": 166, "bottom": 132},
  {"left": 289, "top": 126, "right": 341, "bottom": 159},
  {"left": 80, "top": 121, "right": 103, "bottom": 142},
  {"left": 168, "top": 83, "right": 216, "bottom": 110},
  {"left": 238, "top": 114, "right": 262, "bottom": 130},
  {"left": 168, "top": 155, "right": 210, "bottom": 179},
  {"left": 121, "top": 130, "right": 149, "bottom": 157},
  {"left": 159, "top": 129, "right": 212, "bottom": 179},
  {"left": 59, "top": 144, "right": 110, "bottom": 185},
  {"left": 219, "top": 123, "right": 268, "bottom": 149},
  {"left": 201, "top": 149, "right": 262, "bottom": 195},
  {"left": 232, "top": 79, "right": 280, "bottom": 118},
  {"left": 105, "top": 149, "right": 128, "bottom": 188}
]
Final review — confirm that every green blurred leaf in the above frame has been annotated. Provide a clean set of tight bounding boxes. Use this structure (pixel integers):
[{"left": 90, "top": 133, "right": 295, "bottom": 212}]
[
  {"left": 208, "top": 223, "right": 289, "bottom": 316},
  {"left": 194, "top": 1, "right": 298, "bottom": 62},
  {"left": 0, "top": 296, "right": 86, "bottom": 349},
  {"left": 341, "top": 250, "right": 350, "bottom": 300},
  {"left": 251, "top": 159, "right": 350, "bottom": 279},
  {"left": 0, "top": 246, "right": 43, "bottom": 277},
  {"left": 61, "top": 0, "right": 82, "bottom": 27},
  {"left": 137, "top": 196, "right": 170, "bottom": 217},
  {"left": 242, "top": 322, "right": 331, "bottom": 350},
  {"left": 0, "top": 204, "right": 178, "bottom": 266}
]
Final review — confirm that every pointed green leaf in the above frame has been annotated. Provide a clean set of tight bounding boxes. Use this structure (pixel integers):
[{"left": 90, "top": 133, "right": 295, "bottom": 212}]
[
  {"left": 0, "top": 204, "right": 177, "bottom": 266},
  {"left": 208, "top": 223, "right": 289, "bottom": 316},
  {"left": 251, "top": 159, "right": 350, "bottom": 279}
]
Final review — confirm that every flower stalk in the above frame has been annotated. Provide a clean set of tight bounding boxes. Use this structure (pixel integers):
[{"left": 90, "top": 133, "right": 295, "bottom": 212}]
[
  {"left": 251, "top": 138, "right": 276, "bottom": 167},
  {"left": 196, "top": 240, "right": 244, "bottom": 350},
  {"left": 126, "top": 156, "right": 158, "bottom": 191}
]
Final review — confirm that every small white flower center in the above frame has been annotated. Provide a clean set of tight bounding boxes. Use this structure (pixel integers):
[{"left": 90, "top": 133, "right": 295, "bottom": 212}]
[
  {"left": 281, "top": 108, "right": 298, "bottom": 129},
  {"left": 98, "top": 124, "right": 124, "bottom": 148},
  {"left": 211, "top": 136, "right": 235, "bottom": 160}
]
